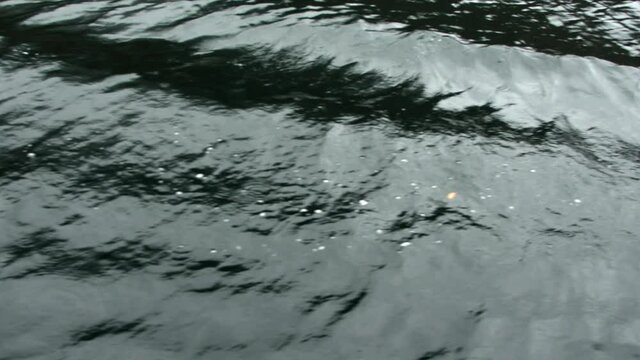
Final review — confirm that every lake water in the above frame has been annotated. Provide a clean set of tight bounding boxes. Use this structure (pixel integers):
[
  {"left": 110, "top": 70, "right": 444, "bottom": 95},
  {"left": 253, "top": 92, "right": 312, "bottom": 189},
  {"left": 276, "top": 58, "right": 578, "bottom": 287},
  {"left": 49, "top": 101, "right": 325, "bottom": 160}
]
[{"left": 1, "top": 1, "right": 640, "bottom": 359}]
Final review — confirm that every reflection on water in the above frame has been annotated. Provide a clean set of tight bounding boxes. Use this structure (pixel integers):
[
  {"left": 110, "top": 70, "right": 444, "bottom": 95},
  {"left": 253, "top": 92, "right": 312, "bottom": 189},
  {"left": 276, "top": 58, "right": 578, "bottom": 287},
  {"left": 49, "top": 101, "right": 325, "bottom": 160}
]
[{"left": 1, "top": 1, "right": 640, "bottom": 359}]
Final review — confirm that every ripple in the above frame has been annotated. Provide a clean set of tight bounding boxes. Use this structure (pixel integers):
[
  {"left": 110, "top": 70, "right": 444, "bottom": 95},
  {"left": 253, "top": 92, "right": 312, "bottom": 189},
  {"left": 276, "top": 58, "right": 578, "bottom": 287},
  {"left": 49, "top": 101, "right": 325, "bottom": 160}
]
[{"left": 2, "top": 1, "right": 640, "bottom": 360}]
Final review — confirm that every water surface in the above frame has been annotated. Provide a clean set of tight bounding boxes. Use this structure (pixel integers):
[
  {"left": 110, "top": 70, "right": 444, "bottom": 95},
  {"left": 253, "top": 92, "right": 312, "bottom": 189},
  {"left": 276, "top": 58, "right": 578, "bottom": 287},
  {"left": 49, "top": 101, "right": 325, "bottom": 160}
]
[{"left": 1, "top": 1, "right": 640, "bottom": 359}]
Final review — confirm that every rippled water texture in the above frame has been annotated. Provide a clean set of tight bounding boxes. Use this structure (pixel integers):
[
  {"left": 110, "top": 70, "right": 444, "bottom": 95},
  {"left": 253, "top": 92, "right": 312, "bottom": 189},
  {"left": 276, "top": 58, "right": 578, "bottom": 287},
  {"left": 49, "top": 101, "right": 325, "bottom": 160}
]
[{"left": 1, "top": 1, "right": 640, "bottom": 359}]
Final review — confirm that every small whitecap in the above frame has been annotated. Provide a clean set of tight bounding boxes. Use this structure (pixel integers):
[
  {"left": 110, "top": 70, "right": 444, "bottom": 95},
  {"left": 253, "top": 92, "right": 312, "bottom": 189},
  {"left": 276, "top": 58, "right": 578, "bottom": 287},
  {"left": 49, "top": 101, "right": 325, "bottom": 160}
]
[
  {"left": 410, "top": 182, "right": 417, "bottom": 187},
  {"left": 376, "top": 229, "right": 384, "bottom": 234},
  {"left": 259, "top": 212, "right": 267, "bottom": 217},
  {"left": 322, "top": 179, "right": 330, "bottom": 183},
  {"left": 431, "top": 185, "right": 438, "bottom": 189},
  {"left": 300, "top": 208, "right": 308, "bottom": 213},
  {"left": 395, "top": 196, "right": 402, "bottom": 200},
  {"left": 158, "top": 167, "right": 165, "bottom": 172},
  {"left": 27, "top": 153, "right": 36, "bottom": 158},
  {"left": 175, "top": 191, "right": 183, "bottom": 195},
  {"left": 530, "top": 169, "right": 536, "bottom": 173},
  {"left": 508, "top": 206, "right": 515, "bottom": 210},
  {"left": 210, "top": 249, "right": 217, "bottom": 254},
  {"left": 317, "top": 246, "right": 326, "bottom": 251},
  {"left": 236, "top": 246, "right": 242, "bottom": 250},
  {"left": 173, "top": 140, "right": 179, "bottom": 144},
  {"left": 358, "top": 199, "right": 369, "bottom": 206},
  {"left": 480, "top": 196, "right": 486, "bottom": 200},
  {"left": 400, "top": 242, "right": 411, "bottom": 247},
  {"left": 400, "top": 159, "right": 409, "bottom": 163},
  {"left": 435, "top": 240, "right": 443, "bottom": 244},
  {"left": 314, "top": 209, "right": 323, "bottom": 214},
  {"left": 470, "top": 209, "right": 477, "bottom": 213},
  {"left": 223, "top": 219, "right": 230, "bottom": 222},
  {"left": 330, "top": 236, "right": 336, "bottom": 240},
  {"left": 257, "top": 200, "right": 264, "bottom": 204},
  {"left": 173, "top": 132, "right": 180, "bottom": 136},
  {"left": 574, "top": 199, "right": 582, "bottom": 204},
  {"left": 195, "top": 173, "right": 204, "bottom": 179}
]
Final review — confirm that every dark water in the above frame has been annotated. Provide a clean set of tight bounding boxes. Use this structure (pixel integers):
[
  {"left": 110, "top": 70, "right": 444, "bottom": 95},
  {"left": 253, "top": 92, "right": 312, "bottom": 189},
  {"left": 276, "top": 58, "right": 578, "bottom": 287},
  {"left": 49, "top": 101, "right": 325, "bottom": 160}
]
[{"left": 1, "top": 1, "right": 640, "bottom": 359}]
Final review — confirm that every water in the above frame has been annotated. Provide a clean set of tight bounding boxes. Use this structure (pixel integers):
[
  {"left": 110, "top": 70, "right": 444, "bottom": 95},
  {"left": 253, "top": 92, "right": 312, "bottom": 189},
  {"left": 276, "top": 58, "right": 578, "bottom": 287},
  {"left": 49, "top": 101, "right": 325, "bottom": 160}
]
[{"left": 1, "top": 1, "right": 639, "bottom": 359}]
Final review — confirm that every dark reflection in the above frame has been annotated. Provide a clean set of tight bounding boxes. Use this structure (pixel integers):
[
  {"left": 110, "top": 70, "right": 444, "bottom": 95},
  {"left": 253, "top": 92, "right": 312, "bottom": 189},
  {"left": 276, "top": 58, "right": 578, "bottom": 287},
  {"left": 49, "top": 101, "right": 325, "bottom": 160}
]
[
  {"left": 388, "top": 208, "right": 493, "bottom": 233},
  {"left": 2, "top": 2, "right": 640, "bottom": 359},
  {"left": 416, "top": 347, "right": 449, "bottom": 360},
  {"left": 2, "top": 226, "right": 279, "bottom": 298},
  {"left": 187, "top": 277, "right": 294, "bottom": 295},
  {"left": 71, "top": 319, "right": 149, "bottom": 344},
  {"left": 1, "top": 11, "right": 639, "bottom": 208},
  {"left": 325, "top": 289, "right": 368, "bottom": 326},
  {"left": 0, "top": 3, "right": 632, "bottom": 139},
  {"left": 142, "top": 0, "right": 639, "bottom": 67},
  {"left": 0, "top": 18, "right": 637, "bottom": 147},
  {"left": 1, "top": 230, "right": 169, "bottom": 279},
  {"left": 2, "top": 0, "right": 637, "bottom": 66}
]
